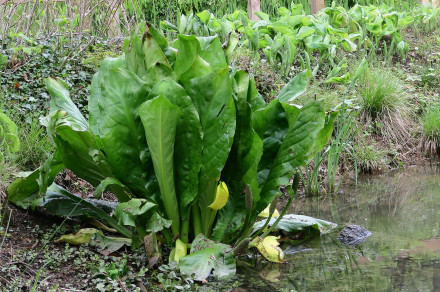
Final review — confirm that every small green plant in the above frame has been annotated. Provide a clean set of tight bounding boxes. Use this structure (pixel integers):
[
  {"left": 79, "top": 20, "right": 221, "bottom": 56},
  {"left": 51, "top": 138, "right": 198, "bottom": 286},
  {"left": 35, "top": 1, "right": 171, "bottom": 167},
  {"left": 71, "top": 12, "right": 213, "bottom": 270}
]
[
  {"left": 422, "top": 105, "right": 440, "bottom": 155},
  {"left": 326, "top": 103, "right": 357, "bottom": 193}
]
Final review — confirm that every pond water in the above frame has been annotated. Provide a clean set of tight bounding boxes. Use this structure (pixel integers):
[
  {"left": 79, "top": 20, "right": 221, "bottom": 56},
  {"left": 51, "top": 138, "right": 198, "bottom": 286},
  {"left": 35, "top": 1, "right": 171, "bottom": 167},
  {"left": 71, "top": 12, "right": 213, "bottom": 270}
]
[{"left": 233, "top": 165, "right": 440, "bottom": 291}]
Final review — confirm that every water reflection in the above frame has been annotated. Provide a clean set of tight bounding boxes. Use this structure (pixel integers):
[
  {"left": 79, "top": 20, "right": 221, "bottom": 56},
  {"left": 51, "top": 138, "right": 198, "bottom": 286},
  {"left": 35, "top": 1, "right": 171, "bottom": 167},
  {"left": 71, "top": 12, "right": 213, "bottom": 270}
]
[{"left": 237, "top": 165, "right": 440, "bottom": 291}]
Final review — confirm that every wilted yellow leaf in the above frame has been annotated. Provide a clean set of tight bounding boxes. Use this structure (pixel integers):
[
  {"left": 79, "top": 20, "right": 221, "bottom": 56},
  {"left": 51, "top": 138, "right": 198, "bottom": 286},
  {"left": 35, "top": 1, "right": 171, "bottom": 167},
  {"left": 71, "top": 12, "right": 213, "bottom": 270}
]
[{"left": 255, "top": 236, "right": 285, "bottom": 263}]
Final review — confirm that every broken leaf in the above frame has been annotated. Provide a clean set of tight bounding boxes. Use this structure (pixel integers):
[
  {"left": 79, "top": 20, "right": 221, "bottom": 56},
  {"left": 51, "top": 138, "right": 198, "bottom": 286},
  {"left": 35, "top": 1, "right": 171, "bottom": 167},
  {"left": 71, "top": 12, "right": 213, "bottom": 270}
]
[
  {"left": 55, "top": 228, "right": 102, "bottom": 245},
  {"left": 179, "top": 234, "right": 235, "bottom": 281}
]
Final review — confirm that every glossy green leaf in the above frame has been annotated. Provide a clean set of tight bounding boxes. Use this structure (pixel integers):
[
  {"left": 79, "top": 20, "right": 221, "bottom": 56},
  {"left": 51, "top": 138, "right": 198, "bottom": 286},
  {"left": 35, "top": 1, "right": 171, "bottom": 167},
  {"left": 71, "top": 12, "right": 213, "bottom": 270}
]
[
  {"left": 46, "top": 78, "right": 88, "bottom": 129},
  {"left": 277, "top": 69, "right": 310, "bottom": 102},
  {"left": 89, "top": 68, "right": 151, "bottom": 198}
]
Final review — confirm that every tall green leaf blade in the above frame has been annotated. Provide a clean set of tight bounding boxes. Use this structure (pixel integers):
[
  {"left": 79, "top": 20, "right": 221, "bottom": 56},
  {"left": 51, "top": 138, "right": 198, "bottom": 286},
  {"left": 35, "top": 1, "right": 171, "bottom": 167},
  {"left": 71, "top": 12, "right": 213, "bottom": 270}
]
[
  {"left": 223, "top": 71, "right": 262, "bottom": 200},
  {"left": 196, "top": 36, "right": 228, "bottom": 70},
  {"left": 89, "top": 55, "right": 126, "bottom": 135},
  {"left": 143, "top": 31, "right": 170, "bottom": 70},
  {"left": 174, "top": 35, "right": 200, "bottom": 78},
  {"left": 183, "top": 69, "right": 236, "bottom": 227},
  {"left": 138, "top": 95, "right": 182, "bottom": 237},
  {"left": 149, "top": 81, "right": 202, "bottom": 210}
]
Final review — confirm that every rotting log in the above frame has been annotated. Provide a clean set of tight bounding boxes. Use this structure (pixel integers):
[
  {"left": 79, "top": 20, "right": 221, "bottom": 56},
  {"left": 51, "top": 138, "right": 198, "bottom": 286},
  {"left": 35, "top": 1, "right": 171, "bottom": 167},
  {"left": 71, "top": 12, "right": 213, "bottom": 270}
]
[{"left": 311, "top": 0, "right": 325, "bottom": 14}]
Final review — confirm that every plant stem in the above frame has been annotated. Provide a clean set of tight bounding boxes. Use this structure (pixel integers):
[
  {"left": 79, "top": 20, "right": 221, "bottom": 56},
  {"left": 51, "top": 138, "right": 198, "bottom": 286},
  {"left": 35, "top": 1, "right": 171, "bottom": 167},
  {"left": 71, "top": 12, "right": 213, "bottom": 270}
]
[
  {"left": 180, "top": 213, "right": 190, "bottom": 243},
  {"left": 261, "top": 195, "right": 293, "bottom": 238},
  {"left": 206, "top": 209, "right": 217, "bottom": 237},
  {"left": 191, "top": 204, "right": 202, "bottom": 237}
]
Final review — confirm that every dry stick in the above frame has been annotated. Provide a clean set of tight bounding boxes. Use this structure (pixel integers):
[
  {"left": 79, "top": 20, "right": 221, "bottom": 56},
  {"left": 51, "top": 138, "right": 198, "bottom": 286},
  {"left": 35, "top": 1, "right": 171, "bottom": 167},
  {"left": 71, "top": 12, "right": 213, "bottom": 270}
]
[
  {"left": 0, "top": 211, "right": 12, "bottom": 251},
  {"left": 23, "top": 0, "right": 39, "bottom": 38}
]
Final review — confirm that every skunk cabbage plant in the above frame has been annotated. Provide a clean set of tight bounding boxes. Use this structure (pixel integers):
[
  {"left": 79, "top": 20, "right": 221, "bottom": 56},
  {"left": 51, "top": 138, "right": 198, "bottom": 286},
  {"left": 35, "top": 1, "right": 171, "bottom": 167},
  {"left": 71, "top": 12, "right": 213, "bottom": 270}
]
[{"left": 7, "top": 24, "right": 336, "bottom": 279}]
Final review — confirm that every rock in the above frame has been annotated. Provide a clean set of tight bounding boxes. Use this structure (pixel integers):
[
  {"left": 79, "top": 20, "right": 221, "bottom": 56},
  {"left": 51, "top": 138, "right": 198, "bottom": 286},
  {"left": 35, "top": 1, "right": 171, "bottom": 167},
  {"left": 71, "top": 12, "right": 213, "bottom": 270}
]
[{"left": 337, "top": 225, "right": 372, "bottom": 246}]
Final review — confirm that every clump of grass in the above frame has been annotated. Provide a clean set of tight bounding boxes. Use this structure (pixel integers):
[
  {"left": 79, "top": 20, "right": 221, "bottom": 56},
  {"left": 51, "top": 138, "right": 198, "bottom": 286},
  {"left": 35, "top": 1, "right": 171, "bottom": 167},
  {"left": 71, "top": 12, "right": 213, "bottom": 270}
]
[
  {"left": 357, "top": 66, "right": 413, "bottom": 147},
  {"left": 358, "top": 66, "right": 402, "bottom": 119},
  {"left": 354, "top": 139, "right": 387, "bottom": 174},
  {"left": 421, "top": 105, "right": 440, "bottom": 155},
  {"left": 13, "top": 118, "right": 54, "bottom": 171}
]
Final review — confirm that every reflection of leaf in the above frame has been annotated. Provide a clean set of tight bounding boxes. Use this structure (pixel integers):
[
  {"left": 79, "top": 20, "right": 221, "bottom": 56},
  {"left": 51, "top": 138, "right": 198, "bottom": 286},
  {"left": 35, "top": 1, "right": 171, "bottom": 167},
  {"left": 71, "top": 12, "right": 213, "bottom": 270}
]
[
  {"left": 253, "top": 214, "right": 337, "bottom": 235},
  {"left": 179, "top": 234, "right": 235, "bottom": 281}
]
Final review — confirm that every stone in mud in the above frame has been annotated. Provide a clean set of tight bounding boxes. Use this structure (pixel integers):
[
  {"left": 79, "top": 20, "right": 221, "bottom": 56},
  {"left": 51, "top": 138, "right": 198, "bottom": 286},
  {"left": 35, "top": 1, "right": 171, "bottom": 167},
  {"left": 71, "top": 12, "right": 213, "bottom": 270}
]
[{"left": 337, "top": 225, "right": 372, "bottom": 246}]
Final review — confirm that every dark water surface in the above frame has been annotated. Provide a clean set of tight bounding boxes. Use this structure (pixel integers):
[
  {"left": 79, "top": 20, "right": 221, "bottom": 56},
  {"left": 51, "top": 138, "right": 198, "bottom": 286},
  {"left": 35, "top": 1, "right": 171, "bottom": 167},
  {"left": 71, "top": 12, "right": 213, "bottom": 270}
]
[{"left": 233, "top": 165, "right": 440, "bottom": 292}]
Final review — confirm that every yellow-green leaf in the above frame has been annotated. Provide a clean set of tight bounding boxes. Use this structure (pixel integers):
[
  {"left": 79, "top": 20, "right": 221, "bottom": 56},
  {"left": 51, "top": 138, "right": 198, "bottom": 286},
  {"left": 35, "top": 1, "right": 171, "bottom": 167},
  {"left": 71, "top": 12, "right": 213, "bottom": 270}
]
[{"left": 169, "top": 239, "right": 188, "bottom": 263}]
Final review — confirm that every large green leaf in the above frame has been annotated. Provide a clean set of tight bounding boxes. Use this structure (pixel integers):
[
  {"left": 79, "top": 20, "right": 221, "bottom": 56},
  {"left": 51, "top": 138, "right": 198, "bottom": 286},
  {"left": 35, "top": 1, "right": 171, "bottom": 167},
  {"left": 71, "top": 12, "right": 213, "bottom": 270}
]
[
  {"left": 143, "top": 30, "right": 170, "bottom": 70},
  {"left": 257, "top": 101, "right": 328, "bottom": 213},
  {"left": 196, "top": 36, "right": 227, "bottom": 70},
  {"left": 89, "top": 55, "right": 126, "bottom": 134},
  {"left": 253, "top": 100, "right": 290, "bottom": 189},
  {"left": 223, "top": 71, "right": 262, "bottom": 201},
  {"left": 44, "top": 112, "right": 124, "bottom": 198},
  {"left": 179, "top": 234, "right": 235, "bottom": 281},
  {"left": 89, "top": 68, "right": 152, "bottom": 198},
  {"left": 138, "top": 95, "right": 182, "bottom": 237},
  {"left": 174, "top": 34, "right": 201, "bottom": 78},
  {"left": 183, "top": 69, "right": 236, "bottom": 231}
]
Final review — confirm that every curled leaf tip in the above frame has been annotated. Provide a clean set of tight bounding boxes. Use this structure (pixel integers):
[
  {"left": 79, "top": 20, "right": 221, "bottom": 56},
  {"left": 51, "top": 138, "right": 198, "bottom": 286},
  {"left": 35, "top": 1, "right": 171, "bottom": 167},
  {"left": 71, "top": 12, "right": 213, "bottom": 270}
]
[{"left": 208, "top": 181, "right": 229, "bottom": 210}]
